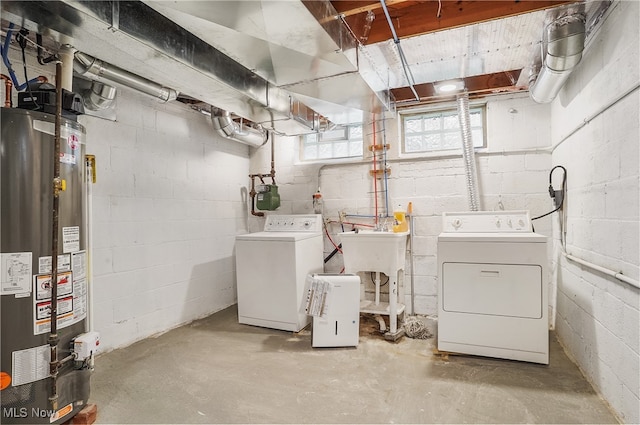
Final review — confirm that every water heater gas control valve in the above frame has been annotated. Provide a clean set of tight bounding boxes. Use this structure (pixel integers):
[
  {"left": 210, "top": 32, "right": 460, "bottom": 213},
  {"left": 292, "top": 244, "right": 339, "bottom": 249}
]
[{"left": 73, "top": 331, "right": 100, "bottom": 361}]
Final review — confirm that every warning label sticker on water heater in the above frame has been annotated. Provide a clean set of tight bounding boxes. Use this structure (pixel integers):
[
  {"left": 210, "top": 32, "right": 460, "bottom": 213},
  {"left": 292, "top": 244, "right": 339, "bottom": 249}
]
[
  {"left": 1, "top": 252, "right": 32, "bottom": 295},
  {"left": 62, "top": 227, "right": 80, "bottom": 253},
  {"left": 12, "top": 344, "right": 50, "bottom": 386},
  {"left": 32, "top": 251, "right": 87, "bottom": 335}
]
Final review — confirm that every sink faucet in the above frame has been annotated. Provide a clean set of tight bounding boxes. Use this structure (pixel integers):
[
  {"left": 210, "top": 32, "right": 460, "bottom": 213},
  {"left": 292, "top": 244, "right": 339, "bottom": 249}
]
[{"left": 375, "top": 214, "right": 390, "bottom": 231}]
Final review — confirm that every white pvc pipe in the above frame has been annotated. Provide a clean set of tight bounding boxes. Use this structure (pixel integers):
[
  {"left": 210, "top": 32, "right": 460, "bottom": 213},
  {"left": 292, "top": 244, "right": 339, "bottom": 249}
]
[
  {"left": 58, "top": 45, "right": 75, "bottom": 91},
  {"left": 374, "top": 271, "right": 380, "bottom": 306},
  {"left": 409, "top": 213, "right": 415, "bottom": 315},
  {"left": 564, "top": 252, "right": 640, "bottom": 289}
]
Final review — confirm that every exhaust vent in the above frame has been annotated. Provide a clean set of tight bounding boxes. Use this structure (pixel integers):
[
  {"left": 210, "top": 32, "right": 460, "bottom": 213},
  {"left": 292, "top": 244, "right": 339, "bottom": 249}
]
[
  {"left": 74, "top": 52, "right": 177, "bottom": 103},
  {"left": 81, "top": 81, "right": 117, "bottom": 111},
  {"left": 211, "top": 108, "right": 268, "bottom": 148},
  {"left": 529, "top": 14, "right": 586, "bottom": 103}
]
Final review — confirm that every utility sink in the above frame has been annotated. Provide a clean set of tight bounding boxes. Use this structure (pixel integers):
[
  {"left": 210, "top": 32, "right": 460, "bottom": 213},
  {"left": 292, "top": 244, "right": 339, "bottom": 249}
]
[{"left": 339, "top": 231, "right": 409, "bottom": 274}]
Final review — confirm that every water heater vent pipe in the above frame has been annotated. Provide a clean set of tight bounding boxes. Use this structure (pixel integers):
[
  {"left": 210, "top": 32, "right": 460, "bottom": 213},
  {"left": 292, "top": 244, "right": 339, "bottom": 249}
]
[
  {"left": 73, "top": 51, "right": 177, "bottom": 102},
  {"left": 529, "top": 14, "right": 586, "bottom": 103},
  {"left": 211, "top": 107, "right": 268, "bottom": 147}
]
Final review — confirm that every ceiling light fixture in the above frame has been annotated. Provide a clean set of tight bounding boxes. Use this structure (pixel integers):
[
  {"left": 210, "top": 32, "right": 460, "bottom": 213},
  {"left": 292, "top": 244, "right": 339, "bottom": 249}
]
[{"left": 434, "top": 80, "right": 465, "bottom": 94}]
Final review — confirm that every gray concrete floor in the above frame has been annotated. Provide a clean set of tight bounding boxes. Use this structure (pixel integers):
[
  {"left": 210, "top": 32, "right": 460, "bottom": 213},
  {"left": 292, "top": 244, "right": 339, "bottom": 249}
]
[{"left": 90, "top": 305, "right": 618, "bottom": 424}]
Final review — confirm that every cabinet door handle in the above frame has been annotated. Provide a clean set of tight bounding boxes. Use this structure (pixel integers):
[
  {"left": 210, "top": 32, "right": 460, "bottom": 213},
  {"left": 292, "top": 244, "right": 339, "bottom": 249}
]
[{"left": 480, "top": 270, "right": 500, "bottom": 278}]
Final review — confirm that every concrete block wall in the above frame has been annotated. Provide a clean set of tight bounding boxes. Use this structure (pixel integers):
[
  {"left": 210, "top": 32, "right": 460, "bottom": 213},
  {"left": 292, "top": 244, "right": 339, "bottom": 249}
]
[
  {"left": 550, "top": 1, "right": 640, "bottom": 422},
  {"left": 84, "top": 89, "right": 251, "bottom": 352},
  {"left": 260, "top": 94, "right": 554, "bottom": 317}
]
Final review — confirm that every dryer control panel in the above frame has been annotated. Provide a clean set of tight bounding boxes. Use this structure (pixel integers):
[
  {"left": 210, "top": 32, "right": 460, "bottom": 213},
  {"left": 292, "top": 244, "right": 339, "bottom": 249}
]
[
  {"left": 264, "top": 214, "right": 323, "bottom": 232},
  {"left": 442, "top": 211, "right": 532, "bottom": 233}
]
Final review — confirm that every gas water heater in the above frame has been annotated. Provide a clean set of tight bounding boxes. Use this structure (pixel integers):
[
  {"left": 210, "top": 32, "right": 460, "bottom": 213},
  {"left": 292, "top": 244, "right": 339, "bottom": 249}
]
[{"left": 1, "top": 107, "right": 95, "bottom": 424}]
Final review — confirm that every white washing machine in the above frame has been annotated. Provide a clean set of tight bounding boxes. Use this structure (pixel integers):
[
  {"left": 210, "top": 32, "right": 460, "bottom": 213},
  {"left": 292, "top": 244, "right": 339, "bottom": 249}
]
[
  {"left": 437, "top": 211, "right": 549, "bottom": 364},
  {"left": 235, "top": 214, "right": 323, "bottom": 332}
]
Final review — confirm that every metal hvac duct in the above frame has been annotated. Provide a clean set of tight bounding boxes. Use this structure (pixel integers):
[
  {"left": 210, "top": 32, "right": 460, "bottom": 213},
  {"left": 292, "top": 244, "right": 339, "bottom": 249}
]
[
  {"left": 211, "top": 108, "right": 268, "bottom": 148},
  {"left": 0, "top": 0, "right": 387, "bottom": 134},
  {"left": 529, "top": 14, "right": 586, "bottom": 103},
  {"left": 81, "top": 81, "right": 117, "bottom": 111},
  {"left": 74, "top": 52, "right": 177, "bottom": 103}
]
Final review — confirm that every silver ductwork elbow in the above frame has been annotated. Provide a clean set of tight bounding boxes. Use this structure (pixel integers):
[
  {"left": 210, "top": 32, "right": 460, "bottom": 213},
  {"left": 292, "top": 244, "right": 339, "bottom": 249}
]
[
  {"left": 529, "top": 14, "right": 586, "bottom": 103},
  {"left": 74, "top": 51, "right": 177, "bottom": 102},
  {"left": 81, "top": 81, "right": 117, "bottom": 111},
  {"left": 211, "top": 108, "right": 268, "bottom": 147}
]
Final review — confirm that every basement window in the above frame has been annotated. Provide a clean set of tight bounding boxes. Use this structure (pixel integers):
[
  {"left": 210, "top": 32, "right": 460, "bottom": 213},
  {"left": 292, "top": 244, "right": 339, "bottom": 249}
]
[
  {"left": 402, "top": 106, "right": 485, "bottom": 153},
  {"left": 301, "top": 124, "right": 364, "bottom": 161}
]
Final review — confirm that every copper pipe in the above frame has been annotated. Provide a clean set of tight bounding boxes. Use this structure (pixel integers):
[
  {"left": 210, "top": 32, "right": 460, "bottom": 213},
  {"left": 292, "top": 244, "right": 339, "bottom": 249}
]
[
  {"left": 249, "top": 176, "right": 264, "bottom": 217},
  {"left": 1, "top": 74, "right": 12, "bottom": 107},
  {"left": 249, "top": 135, "right": 276, "bottom": 217}
]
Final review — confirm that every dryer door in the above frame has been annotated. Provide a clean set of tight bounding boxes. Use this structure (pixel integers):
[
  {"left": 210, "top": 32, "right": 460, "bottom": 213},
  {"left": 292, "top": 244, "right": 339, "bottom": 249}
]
[{"left": 442, "top": 262, "right": 542, "bottom": 319}]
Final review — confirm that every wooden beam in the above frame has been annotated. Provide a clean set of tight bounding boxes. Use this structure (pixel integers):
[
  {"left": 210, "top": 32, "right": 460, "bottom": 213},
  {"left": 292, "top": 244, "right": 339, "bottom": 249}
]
[
  {"left": 331, "top": 0, "right": 414, "bottom": 18},
  {"left": 390, "top": 69, "right": 523, "bottom": 105},
  {"left": 333, "top": 1, "right": 578, "bottom": 45}
]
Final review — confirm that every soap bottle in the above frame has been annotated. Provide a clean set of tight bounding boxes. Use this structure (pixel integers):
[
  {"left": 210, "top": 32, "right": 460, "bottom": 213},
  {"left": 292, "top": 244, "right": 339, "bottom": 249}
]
[{"left": 393, "top": 204, "right": 409, "bottom": 233}]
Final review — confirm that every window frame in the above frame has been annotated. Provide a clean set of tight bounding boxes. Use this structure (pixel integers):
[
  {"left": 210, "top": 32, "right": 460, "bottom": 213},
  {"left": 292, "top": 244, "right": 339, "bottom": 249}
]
[
  {"left": 400, "top": 103, "right": 487, "bottom": 155},
  {"left": 300, "top": 123, "right": 364, "bottom": 162}
]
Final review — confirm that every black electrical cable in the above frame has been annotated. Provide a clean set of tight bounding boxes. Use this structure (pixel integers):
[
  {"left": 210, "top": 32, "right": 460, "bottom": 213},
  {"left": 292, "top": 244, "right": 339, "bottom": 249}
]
[
  {"left": 36, "top": 33, "right": 59, "bottom": 65},
  {"left": 324, "top": 243, "right": 342, "bottom": 264},
  {"left": 16, "top": 29, "right": 40, "bottom": 110},
  {"left": 532, "top": 165, "right": 567, "bottom": 220}
]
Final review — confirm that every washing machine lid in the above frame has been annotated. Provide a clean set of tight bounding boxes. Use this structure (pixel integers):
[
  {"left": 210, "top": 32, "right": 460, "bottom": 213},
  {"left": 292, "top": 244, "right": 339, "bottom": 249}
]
[
  {"left": 236, "top": 231, "right": 321, "bottom": 242},
  {"left": 438, "top": 232, "right": 548, "bottom": 243}
]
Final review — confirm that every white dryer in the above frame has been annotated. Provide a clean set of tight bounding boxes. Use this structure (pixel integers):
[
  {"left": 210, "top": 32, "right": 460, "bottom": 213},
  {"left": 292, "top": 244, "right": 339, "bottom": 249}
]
[
  {"left": 235, "top": 215, "right": 323, "bottom": 332},
  {"left": 437, "top": 211, "right": 549, "bottom": 364}
]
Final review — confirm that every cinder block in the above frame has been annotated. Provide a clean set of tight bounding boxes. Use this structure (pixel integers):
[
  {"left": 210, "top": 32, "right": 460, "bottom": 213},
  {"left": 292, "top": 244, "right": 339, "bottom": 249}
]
[
  {"left": 71, "top": 403, "right": 97, "bottom": 425},
  {"left": 413, "top": 295, "right": 437, "bottom": 315},
  {"left": 524, "top": 154, "right": 552, "bottom": 171},
  {"left": 89, "top": 247, "right": 113, "bottom": 277},
  {"left": 606, "top": 177, "right": 640, "bottom": 220},
  {"left": 621, "top": 384, "right": 640, "bottom": 425}
]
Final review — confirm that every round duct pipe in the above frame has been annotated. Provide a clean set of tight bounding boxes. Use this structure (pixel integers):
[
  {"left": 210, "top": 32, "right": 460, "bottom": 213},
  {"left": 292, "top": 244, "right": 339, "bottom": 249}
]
[
  {"left": 210, "top": 107, "right": 268, "bottom": 147},
  {"left": 82, "top": 81, "right": 117, "bottom": 111},
  {"left": 529, "top": 14, "right": 586, "bottom": 104},
  {"left": 73, "top": 51, "right": 177, "bottom": 102}
]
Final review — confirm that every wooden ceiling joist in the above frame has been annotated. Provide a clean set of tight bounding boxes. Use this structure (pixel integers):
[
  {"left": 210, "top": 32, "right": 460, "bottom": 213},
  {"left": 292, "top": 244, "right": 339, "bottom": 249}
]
[
  {"left": 391, "top": 69, "right": 524, "bottom": 106},
  {"left": 331, "top": 0, "right": 579, "bottom": 45}
]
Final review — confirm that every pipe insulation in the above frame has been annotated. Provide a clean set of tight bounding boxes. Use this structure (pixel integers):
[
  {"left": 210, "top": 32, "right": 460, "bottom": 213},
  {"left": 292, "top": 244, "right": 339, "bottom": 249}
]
[
  {"left": 457, "top": 93, "right": 481, "bottom": 211},
  {"left": 211, "top": 108, "right": 268, "bottom": 147},
  {"left": 73, "top": 51, "right": 177, "bottom": 102},
  {"left": 529, "top": 14, "right": 586, "bottom": 104}
]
